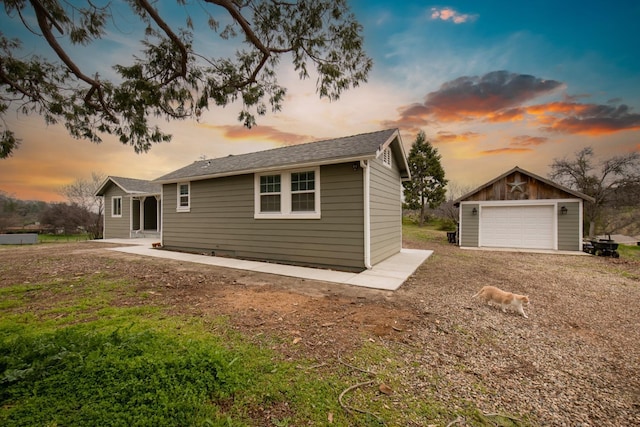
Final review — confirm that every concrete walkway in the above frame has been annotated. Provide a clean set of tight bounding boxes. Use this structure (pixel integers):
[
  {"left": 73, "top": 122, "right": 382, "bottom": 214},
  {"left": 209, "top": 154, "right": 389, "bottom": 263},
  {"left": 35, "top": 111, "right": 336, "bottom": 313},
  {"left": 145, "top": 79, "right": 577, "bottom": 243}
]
[{"left": 97, "top": 239, "right": 432, "bottom": 291}]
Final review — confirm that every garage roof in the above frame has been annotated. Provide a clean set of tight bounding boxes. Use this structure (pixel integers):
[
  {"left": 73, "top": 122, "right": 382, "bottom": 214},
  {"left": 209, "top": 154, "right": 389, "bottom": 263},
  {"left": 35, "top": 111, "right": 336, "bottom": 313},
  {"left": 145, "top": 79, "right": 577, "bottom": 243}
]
[{"left": 454, "top": 166, "right": 595, "bottom": 205}]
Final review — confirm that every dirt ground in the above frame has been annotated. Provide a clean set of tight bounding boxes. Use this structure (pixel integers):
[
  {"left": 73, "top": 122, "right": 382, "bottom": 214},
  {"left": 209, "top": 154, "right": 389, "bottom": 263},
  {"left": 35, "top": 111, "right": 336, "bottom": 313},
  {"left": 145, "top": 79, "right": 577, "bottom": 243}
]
[{"left": 1, "top": 236, "right": 639, "bottom": 426}]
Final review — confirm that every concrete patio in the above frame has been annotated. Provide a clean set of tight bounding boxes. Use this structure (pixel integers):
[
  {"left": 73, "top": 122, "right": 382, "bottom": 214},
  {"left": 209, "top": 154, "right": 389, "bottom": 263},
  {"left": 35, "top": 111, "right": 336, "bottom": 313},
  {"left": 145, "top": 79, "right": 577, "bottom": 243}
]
[{"left": 97, "top": 238, "right": 432, "bottom": 291}]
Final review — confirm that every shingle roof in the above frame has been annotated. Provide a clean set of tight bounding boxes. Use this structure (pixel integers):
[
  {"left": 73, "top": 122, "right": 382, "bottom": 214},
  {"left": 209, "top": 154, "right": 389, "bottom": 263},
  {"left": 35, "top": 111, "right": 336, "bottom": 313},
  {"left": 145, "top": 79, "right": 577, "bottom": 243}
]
[
  {"left": 95, "top": 176, "right": 161, "bottom": 196},
  {"left": 155, "top": 128, "right": 405, "bottom": 183}
]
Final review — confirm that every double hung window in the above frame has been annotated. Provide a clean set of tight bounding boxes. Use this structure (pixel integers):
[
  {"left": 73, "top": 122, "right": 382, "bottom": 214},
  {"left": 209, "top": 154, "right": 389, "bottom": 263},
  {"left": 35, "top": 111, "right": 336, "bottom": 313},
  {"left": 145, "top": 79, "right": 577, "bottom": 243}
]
[
  {"left": 177, "top": 182, "right": 190, "bottom": 212},
  {"left": 259, "top": 175, "right": 281, "bottom": 212},
  {"left": 255, "top": 168, "right": 320, "bottom": 219},
  {"left": 111, "top": 196, "right": 122, "bottom": 217},
  {"left": 291, "top": 171, "right": 315, "bottom": 212}
]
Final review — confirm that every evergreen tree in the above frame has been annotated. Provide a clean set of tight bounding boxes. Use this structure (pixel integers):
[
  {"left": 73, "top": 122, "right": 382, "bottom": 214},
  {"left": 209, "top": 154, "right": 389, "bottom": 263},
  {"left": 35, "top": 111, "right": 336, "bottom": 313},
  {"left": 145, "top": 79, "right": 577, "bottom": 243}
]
[{"left": 403, "top": 131, "right": 447, "bottom": 226}]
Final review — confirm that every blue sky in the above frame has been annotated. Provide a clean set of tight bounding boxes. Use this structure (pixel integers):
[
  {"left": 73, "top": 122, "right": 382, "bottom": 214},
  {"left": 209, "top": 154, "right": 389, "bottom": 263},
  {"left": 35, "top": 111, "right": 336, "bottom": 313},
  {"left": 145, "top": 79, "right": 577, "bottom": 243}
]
[{"left": 1, "top": 0, "right": 639, "bottom": 201}]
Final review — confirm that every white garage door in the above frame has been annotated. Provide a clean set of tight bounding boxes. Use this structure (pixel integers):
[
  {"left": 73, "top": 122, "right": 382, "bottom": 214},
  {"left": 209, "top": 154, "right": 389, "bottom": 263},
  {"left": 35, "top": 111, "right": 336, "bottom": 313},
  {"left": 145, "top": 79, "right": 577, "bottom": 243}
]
[{"left": 480, "top": 205, "right": 554, "bottom": 249}]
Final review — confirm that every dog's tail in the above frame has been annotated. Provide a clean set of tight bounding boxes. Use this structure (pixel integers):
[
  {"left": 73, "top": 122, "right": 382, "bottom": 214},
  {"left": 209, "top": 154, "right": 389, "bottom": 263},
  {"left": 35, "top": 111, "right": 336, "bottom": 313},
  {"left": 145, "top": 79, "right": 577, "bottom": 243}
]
[{"left": 471, "top": 288, "right": 483, "bottom": 298}]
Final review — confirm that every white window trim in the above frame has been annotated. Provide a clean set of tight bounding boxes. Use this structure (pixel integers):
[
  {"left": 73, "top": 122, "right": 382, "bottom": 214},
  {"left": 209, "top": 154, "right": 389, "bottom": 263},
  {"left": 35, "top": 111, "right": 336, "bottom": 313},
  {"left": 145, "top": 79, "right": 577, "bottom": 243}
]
[
  {"left": 176, "top": 182, "right": 191, "bottom": 212},
  {"left": 111, "top": 196, "right": 122, "bottom": 218},
  {"left": 254, "top": 167, "right": 321, "bottom": 219}
]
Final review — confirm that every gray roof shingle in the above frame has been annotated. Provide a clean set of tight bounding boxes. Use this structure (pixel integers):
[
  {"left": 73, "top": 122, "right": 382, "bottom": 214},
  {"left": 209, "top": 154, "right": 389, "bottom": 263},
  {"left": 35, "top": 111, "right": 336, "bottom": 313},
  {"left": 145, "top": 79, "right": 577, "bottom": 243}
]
[
  {"left": 155, "top": 128, "right": 403, "bottom": 183},
  {"left": 96, "top": 176, "right": 161, "bottom": 196}
]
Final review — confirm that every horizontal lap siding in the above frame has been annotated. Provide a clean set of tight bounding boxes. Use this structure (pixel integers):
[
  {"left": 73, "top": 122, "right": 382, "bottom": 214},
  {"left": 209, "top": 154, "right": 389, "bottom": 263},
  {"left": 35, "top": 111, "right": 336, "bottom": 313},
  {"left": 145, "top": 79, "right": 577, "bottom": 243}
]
[
  {"left": 557, "top": 201, "right": 580, "bottom": 251},
  {"left": 460, "top": 204, "right": 479, "bottom": 247},
  {"left": 103, "top": 185, "right": 130, "bottom": 239},
  {"left": 369, "top": 159, "right": 402, "bottom": 264},
  {"left": 162, "top": 163, "right": 365, "bottom": 271}
]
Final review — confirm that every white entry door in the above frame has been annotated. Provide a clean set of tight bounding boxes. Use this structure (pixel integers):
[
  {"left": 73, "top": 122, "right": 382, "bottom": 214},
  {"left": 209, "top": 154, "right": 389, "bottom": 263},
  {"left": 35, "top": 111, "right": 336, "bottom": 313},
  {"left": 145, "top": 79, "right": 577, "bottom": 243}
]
[{"left": 480, "top": 205, "right": 554, "bottom": 249}]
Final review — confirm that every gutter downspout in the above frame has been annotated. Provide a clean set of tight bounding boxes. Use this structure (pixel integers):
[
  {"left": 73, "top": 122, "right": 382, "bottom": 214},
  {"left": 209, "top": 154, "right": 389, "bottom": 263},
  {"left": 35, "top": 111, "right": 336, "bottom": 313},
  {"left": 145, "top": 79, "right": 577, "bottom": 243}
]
[
  {"left": 140, "top": 196, "right": 145, "bottom": 234},
  {"left": 160, "top": 187, "right": 164, "bottom": 246},
  {"left": 578, "top": 199, "right": 584, "bottom": 251},
  {"left": 102, "top": 196, "right": 106, "bottom": 239},
  {"left": 361, "top": 160, "right": 372, "bottom": 269},
  {"left": 128, "top": 196, "right": 133, "bottom": 238}
]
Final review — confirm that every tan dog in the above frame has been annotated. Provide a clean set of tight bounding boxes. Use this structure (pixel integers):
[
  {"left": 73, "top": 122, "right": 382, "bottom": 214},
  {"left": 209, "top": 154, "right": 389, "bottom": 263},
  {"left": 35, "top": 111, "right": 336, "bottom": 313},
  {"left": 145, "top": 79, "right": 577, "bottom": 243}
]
[{"left": 472, "top": 285, "right": 529, "bottom": 318}]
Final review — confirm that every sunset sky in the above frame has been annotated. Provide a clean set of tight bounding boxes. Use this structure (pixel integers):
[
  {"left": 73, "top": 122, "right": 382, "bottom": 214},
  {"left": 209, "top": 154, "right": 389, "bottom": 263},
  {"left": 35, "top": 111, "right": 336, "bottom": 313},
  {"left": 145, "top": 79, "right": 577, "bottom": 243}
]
[{"left": 2, "top": 0, "right": 639, "bottom": 202}]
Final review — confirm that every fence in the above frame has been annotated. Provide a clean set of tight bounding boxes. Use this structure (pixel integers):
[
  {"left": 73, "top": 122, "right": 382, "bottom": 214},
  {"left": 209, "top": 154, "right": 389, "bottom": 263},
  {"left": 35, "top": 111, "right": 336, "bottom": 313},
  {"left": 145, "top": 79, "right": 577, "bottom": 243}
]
[{"left": 0, "top": 233, "right": 38, "bottom": 245}]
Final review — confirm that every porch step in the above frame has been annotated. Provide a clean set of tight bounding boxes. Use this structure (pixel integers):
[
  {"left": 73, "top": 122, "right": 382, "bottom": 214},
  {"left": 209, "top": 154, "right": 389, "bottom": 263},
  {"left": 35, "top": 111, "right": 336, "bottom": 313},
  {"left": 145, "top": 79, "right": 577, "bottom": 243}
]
[{"left": 131, "top": 231, "right": 160, "bottom": 239}]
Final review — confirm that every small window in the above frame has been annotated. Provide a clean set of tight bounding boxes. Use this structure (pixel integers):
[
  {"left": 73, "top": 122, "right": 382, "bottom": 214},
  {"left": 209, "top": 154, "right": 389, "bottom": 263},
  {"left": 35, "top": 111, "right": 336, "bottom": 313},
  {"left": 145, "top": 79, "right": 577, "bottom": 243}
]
[
  {"left": 260, "top": 175, "right": 281, "bottom": 212},
  {"left": 177, "top": 182, "right": 190, "bottom": 212},
  {"left": 111, "top": 196, "right": 122, "bottom": 217},
  {"left": 382, "top": 147, "right": 392, "bottom": 168}
]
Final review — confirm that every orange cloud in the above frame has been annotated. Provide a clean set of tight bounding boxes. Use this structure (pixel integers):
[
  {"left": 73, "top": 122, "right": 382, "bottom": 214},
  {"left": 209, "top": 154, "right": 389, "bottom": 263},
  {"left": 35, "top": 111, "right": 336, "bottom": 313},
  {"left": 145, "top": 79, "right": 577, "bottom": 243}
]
[
  {"left": 381, "top": 70, "right": 639, "bottom": 152},
  {"left": 480, "top": 147, "right": 534, "bottom": 156},
  {"left": 386, "top": 71, "right": 564, "bottom": 130},
  {"left": 198, "top": 123, "right": 312, "bottom": 145},
  {"left": 510, "top": 135, "right": 549, "bottom": 146},
  {"left": 484, "top": 108, "right": 526, "bottom": 123},
  {"left": 526, "top": 102, "right": 640, "bottom": 135},
  {"left": 424, "top": 71, "right": 564, "bottom": 122},
  {"left": 543, "top": 117, "right": 640, "bottom": 135},
  {"left": 380, "top": 103, "right": 431, "bottom": 134},
  {"left": 435, "top": 131, "right": 482, "bottom": 143},
  {"left": 525, "top": 102, "right": 591, "bottom": 116}
]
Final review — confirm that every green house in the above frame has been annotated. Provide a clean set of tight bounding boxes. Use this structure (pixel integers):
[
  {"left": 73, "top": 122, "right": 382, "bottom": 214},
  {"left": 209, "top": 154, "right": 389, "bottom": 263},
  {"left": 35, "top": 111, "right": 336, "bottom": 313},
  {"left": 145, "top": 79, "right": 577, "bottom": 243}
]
[{"left": 98, "top": 129, "right": 410, "bottom": 272}]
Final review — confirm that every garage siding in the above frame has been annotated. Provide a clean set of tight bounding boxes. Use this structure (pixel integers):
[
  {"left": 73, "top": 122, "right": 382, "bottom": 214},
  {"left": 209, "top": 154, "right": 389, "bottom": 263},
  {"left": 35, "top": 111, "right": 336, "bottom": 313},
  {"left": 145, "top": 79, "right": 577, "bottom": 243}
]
[
  {"left": 459, "top": 204, "right": 479, "bottom": 247},
  {"left": 557, "top": 201, "right": 580, "bottom": 250}
]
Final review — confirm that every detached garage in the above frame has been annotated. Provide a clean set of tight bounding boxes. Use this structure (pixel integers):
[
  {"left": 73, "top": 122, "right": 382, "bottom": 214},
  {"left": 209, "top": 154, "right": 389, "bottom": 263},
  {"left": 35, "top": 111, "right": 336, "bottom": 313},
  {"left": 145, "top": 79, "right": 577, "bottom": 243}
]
[{"left": 454, "top": 167, "right": 595, "bottom": 252}]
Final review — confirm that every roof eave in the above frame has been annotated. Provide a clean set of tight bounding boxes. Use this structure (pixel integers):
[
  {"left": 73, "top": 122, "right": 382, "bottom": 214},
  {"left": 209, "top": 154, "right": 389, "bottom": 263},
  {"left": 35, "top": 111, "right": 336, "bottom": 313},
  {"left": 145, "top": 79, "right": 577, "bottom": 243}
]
[
  {"left": 94, "top": 177, "right": 160, "bottom": 196},
  {"left": 154, "top": 154, "right": 379, "bottom": 184},
  {"left": 128, "top": 191, "right": 161, "bottom": 197},
  {"left": 375, "top": 129, "right": 410, "bottom": 180},
  {"left": 94, "top": 177, "right": 112, "bottom": 197},
  {"left": 95, "top": 177, "right": 125, "bottom": 197}
]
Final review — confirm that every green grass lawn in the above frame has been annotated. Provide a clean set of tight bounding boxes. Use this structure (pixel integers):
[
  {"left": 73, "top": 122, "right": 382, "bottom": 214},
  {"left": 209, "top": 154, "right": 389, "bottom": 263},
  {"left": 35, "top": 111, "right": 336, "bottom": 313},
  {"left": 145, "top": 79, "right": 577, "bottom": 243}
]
[
  {"left": 0, "top": 300, "right": 361, "bottom": 427},
  {"left": 617, "top": 243, "right": 640, "bottom": 260},
  {"left": 402, "top": 217, "right": 452, "bottom": 244},
  {"left": 37, "top": 233, "right": 92, "bottom": 243}
]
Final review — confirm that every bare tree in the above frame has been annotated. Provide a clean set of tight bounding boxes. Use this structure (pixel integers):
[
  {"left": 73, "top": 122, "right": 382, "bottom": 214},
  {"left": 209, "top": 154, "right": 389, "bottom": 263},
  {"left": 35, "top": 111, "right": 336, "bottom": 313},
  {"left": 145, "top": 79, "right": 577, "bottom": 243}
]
[
  {"left": 59, "top": 172, "right": 105, "bottom": 238},
  {"left": 39, "top": 202, "right": 98, "bottom": 235},
  {"left": 549, "top": 147, "right": 640, "bottom": 236},
  {"left": 434, "top": 181, "right": 477, "bottom": 227}
]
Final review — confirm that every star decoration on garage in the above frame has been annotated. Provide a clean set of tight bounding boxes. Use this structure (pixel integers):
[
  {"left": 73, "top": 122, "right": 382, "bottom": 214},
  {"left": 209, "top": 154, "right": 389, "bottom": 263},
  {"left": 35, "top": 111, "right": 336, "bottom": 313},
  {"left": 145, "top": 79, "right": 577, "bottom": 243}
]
[{"left": 508, "top": 179, "right": 527, "bottom": 193}]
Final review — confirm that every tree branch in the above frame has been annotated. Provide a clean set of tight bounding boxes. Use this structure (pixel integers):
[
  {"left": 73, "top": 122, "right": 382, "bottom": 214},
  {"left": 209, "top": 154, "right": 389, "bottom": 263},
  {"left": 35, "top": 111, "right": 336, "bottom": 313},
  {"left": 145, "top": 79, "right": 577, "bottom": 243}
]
[
  {"left": 136, "top": 0, "right": 188, "bottom": 83},
  {"left": 29, "top": 0, "right": 117, "bottom": 123},
  {"left": 206, "top": 0, "right": 271, "bottom": 86}
]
